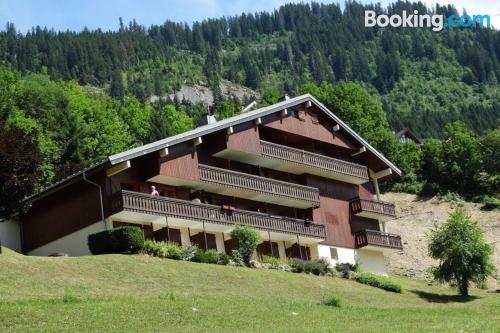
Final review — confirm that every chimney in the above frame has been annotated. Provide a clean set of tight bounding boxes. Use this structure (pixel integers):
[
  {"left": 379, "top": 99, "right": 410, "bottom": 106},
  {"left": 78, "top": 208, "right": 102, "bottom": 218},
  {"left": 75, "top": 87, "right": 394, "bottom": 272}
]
[
  {"left": 278, "top": 94, "right": 290, "bottom": 102},
  {"left": 198, "top": 105, "right": 217, "bottom": 127}
]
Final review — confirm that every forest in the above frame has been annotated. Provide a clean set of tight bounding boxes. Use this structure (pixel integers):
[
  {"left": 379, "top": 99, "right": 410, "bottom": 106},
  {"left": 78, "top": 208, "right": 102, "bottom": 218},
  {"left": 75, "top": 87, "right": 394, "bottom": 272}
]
[{"left": 0, "top": 1, "right": 498, "bottom": 217}]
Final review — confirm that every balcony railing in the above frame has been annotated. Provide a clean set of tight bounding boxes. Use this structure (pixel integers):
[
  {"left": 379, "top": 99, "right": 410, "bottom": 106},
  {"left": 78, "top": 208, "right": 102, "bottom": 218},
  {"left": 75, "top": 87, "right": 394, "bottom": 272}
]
[
  {"left": 350, "top": 197, "right": 396, "bottom": 219},
  {"left": 354, "top": 229, "right": 403, "bottom": 250},
  {"left": 260, "top": 140, "right": 369, "bottom": 182},
  {"left": 199, "top": 164, "right": 320, "bottom": 206},
  {"left": 112, "top": 190, "right": 326, "bottom": 239}
]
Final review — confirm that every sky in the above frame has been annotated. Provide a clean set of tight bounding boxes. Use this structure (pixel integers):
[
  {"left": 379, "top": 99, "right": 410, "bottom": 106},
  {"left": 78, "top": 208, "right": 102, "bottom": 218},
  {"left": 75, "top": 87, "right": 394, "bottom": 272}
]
[{"left": 0, "top": 0, "right": 499, "bottom": 33}]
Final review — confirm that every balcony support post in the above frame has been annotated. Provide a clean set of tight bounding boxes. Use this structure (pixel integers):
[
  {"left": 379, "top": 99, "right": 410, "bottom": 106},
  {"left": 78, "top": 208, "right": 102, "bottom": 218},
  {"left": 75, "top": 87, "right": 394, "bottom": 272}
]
[
  {"left": 215, "top": 233, "right": 225, "bottom": 253},
  {"left": 268, "top": 230, "right": 274, "bottom": 257},
  {"left": 278, "top": 242, "right": 287, "bottom": 262},
  {"left": 202, "top": 221, "right": 208, "bottom": 251},
  {"left": 166, "top": 217, "right": 170, "bottom": 242},
  {"left": 373, "top": 178, "right": 380, "bottom": 200},
  {"left": 297, "top": 235, "right": 303, "bottom": 260},
  {"left": 182, "top": 227, "right": 191, "bottom": 247}
]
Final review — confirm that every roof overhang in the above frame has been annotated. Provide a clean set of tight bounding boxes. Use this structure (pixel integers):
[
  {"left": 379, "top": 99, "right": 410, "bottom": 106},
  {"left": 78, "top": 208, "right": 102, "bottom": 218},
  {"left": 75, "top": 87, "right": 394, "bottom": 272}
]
[
  {"left": 108, "top": 94, "right": 401, "bottom": 177},
  {"left": 27, "top": 94, "right": 401, "bottom": 203}
]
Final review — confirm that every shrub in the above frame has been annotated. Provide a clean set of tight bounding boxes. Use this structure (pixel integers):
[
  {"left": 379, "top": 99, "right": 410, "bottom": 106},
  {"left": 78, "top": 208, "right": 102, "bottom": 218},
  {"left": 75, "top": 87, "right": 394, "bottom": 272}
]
[
  {"left": 481, "top": 195, "right": 500, "bottom": 210},
  {"left": 259, "top": 255, "right": 281, "bottom": 269},
  {"left": 335, "top": 262, "right": 358, "bottom": 279},
  {"left": 88, "top": 227, "right": 144, "bottom": 255},
  {"left": 180, "top": 244, "right": 198, "bottom": 261},
  {"left": 112, "top": 227, "right": 144, "bottom": 253},
  {"left": 191, "top": 249, "right": 229, "bottom": 265},
  {"left": 230, "top": 249, "right": 245, "bottom": 266},
  {"left": 292, "top": 258, "right": 331, "bottom": 276},
  {"left": 322, "top": 295, "right": 342, "bottom": 307},
  {"left": 230, "top": 225, "right": 260, "bottom": 266},
  {"left": 203, "top": 250, "right": 221, "bottom": 264},
  {"left": 354, "top": 271, "right": 402, "bottom": 293},
  {"left": 88, "top": 230, "right": 111, "bottom": 255},
  {"left": 192, "top": 248, "right": 216, "bottom": 263},
  {"left": 143, "top": 240, "right": 182, "bottom": 259},
  {"left": 217, "top": 252, "right": 230, "bottom": 265}
]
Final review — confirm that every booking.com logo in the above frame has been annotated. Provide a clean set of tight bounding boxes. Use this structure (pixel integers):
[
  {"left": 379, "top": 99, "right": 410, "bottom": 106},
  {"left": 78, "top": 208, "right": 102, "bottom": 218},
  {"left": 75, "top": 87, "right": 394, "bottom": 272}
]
[{"left": 365, "top": 10, "right": 491, "bottom": 31}]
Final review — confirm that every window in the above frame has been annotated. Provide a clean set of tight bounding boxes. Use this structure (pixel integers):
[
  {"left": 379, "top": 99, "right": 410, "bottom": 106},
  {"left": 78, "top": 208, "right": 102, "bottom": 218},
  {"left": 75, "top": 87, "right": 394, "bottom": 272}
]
[{"left": 330, "top": 247, "right": 338, "bottom": 260}]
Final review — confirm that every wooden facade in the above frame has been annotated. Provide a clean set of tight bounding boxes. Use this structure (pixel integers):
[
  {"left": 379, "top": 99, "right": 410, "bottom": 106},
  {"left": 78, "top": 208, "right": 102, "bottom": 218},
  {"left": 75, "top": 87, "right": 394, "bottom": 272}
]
[{"left": 20, "top": 96, "right": 401, "bottom": 257}]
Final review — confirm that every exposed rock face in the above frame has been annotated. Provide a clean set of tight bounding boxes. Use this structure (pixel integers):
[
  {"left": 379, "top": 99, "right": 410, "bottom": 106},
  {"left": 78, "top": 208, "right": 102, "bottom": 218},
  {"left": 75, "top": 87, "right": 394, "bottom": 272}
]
[
  {"left": 150, "top": 80, "right": 259, "bottom": 105},
  {"left": 383, "top": 192, "right": 500, "bottom": 287}
]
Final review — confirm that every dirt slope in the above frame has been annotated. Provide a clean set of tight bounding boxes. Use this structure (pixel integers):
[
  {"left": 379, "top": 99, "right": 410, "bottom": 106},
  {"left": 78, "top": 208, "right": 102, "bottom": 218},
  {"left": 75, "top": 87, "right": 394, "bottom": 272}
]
[{"left": 382, "top": 193, "right": 499, "bottom": 285}]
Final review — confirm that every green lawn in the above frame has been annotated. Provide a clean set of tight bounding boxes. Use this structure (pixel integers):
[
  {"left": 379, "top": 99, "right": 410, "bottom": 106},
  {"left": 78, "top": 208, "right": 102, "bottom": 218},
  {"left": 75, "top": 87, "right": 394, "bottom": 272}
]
[{"left": 0, "top": 248, "right": 498, "bottom": 332}]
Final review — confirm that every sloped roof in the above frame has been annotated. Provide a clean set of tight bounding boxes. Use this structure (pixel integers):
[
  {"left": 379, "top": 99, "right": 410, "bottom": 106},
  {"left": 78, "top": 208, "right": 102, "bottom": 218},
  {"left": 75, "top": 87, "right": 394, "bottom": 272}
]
[
  {"left": 28, "top": 94, "right": 401, "bottom": 203},
  {"left": 395, "top": 128, "right": 422, "bottom": 144},
  {"left": 109, "top": 94, "right": 401, "bottom": 175}
]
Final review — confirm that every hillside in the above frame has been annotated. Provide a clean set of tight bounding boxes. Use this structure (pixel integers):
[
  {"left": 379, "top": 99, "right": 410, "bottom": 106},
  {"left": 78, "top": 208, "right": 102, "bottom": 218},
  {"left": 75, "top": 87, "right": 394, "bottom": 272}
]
[
  {"left": 0, "top": 249, "right": 499, "bottom": 332},
  {"left": 1, "top": 2, "right": 499, "bottom": 138},
  {"left": 384, "top": 192, "right": 500, "bottom": 284}
]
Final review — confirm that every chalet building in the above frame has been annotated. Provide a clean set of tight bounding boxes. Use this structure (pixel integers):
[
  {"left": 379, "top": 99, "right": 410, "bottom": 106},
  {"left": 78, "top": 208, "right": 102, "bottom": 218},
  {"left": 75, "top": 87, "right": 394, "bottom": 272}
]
[
  {"left": 0, "top": 94, "right": 403, "bottom": 274},
  {"left": 395, "top": 128, "right": 422, "bottom": 145}
]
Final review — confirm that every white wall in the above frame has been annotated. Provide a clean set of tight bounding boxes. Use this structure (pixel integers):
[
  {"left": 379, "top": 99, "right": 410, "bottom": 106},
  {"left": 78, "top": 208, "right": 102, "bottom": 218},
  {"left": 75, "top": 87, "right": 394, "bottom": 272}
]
[
  {"left": 317, "top": 244, "right": 356, "bottom": 266},
  {"left": 0, "top": 219, "right": 21, "bottom": 252},
  {"left": 28, "top": 221, "right": 105, "bottom": 257},
  {"left": 356, "top": 249, "right": 387, "bottom": 275},
  {"left": 317, "top": 245, "right": 388, "bottom": 275}
]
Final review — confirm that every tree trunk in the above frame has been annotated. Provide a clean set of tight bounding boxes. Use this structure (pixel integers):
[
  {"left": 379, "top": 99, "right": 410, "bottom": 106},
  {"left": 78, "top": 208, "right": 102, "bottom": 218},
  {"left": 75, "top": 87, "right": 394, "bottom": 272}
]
[{"left": 459, "top": 276, "right": 469, "bottom": 296}]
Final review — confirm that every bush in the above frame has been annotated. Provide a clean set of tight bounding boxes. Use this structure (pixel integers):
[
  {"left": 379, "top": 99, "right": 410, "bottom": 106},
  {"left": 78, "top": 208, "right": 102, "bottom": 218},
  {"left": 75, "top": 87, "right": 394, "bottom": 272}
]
[
  {"left": 230, "top": 249, "right": 245, "bottom": 266},
  {"left": 354, "top": 271, "right": 402, "bottom": 293},
  {"left": 88, "top": 227, "right": 144, "bottom": 255},
  {"left": 259, "top": 255, "right": 281, "bottom": 269},
  {"left": 217, "top": 252, "right": 230, "bottom": 265},
  {"left": 143, "top": 240, "right": 182, "bottom": 259},
  {"left": 473, "top": 195, "right": 500, "bottom": 210},
  {"left": 335, "top": 262, "right": 358, "bottom": 279},
  {"left": 179, "top": 244, "right": 198, "bottom": 261},
  {"left": 192, "top": 248, "right": 216, "bottom": 264},
  {"left": 292, "top": 258, "right": 331, "bottom": 276},
  {"left": 230, "top": 225, "right": 260, "bottom": 266},
  {"left": 322, "top": 295, "right": 342, "bottom": 307}
]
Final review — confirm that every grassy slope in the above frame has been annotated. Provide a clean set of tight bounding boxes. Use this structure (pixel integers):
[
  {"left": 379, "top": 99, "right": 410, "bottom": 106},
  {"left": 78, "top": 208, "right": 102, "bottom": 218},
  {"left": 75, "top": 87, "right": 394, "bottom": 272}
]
[{"left": 0, "top": 249, "right": 498, "bottom": 333}]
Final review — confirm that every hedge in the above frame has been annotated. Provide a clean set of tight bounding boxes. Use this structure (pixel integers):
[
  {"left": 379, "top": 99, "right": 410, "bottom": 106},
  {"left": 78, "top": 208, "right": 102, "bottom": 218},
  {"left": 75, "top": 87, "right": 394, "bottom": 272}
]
[
  {"left": 88, "top": 226, "right": 144, "bottom": 255},
  {"left": 354, "top": 271, "right": 402, "bottom": 293}
]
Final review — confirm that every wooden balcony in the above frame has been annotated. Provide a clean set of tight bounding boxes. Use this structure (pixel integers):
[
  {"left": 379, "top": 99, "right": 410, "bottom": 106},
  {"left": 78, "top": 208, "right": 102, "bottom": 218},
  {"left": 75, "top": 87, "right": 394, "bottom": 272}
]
[
  {"left": 350, "top": 197, "right": 396, "bottom": 221},
  {"left": 215, "top": 140, "right": 369, "bottom": 184},
  {"left": 198, "top": 164, "right": 320, "bottom": 208},
  {"left": 260, "top": 141, "right": 369, "bottom": 183},
  {"left": 111, "top": 190, "right": 326, "bottom": 239},
  {"left": 354, "top": 229, "right": 403, "bottom": 250}
]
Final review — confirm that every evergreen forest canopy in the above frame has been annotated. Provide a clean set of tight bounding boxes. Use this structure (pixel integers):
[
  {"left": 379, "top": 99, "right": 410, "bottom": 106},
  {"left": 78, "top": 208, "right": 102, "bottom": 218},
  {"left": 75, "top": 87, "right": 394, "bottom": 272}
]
[
  {"left": 1, "top": 1, "right": 500, "bottom": 137},
  {"left": 0, "top": 1, "right": 498, "bottom": 217}
]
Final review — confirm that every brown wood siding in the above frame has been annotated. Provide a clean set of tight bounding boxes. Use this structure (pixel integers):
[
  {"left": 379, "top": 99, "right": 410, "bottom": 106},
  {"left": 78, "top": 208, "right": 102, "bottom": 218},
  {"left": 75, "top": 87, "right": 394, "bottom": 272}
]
[
  {"left": 226, "top": 123, "right": 261, "bottom": 155},
  {"left": 262, "top": 109, "right": 358, "bottom": 150},
  {"left": 306, "top": 175, "right": 376, "bottom": 248},
  {"left": 21, "top": 180, "right": 102, "bottom": 252},
  {"left": 105, "top": 153, "right": 160, "bottom": 211},
  {"left": 159, "top": 142, "right": 199, "bottom": 181}
]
